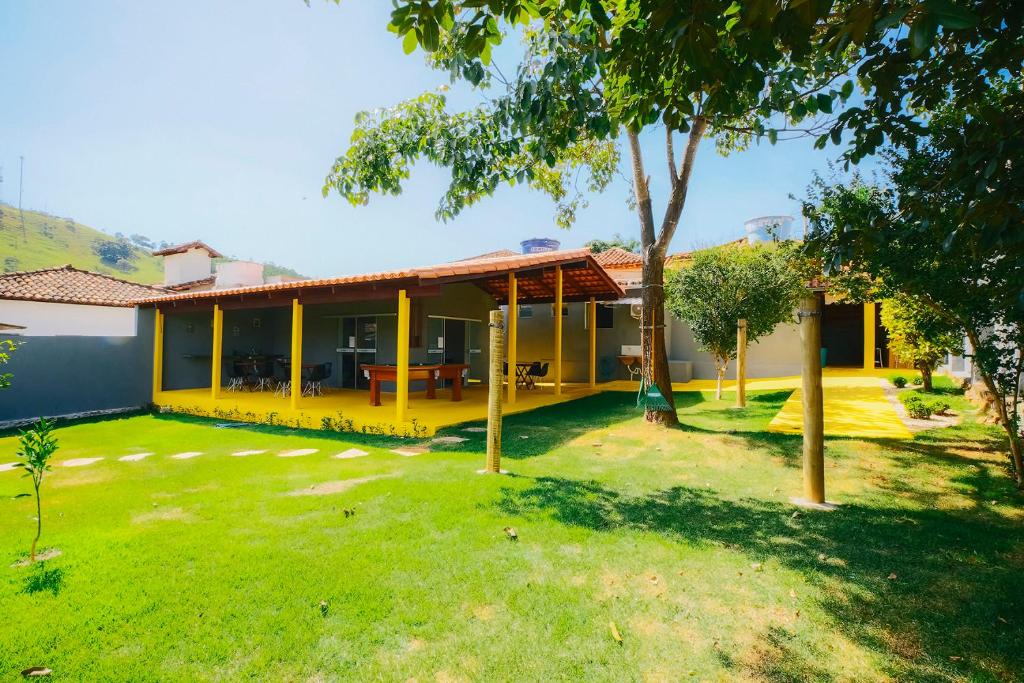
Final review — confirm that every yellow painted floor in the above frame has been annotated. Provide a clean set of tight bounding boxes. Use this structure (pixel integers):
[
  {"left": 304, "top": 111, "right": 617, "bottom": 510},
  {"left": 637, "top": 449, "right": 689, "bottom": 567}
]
[
  {"left": 154, "top": 383, "right": 600, "bottom": 437},
  {"left": 605, "top": 367, "right": 915, "bottom": 440},
  {"left": 156, "top": 368, "right": 914, "bottom": 439}
]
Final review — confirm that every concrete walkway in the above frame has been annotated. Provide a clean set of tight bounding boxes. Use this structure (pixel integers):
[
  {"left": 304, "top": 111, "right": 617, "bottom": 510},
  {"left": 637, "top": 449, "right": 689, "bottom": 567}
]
[{"left": 767, "top": 376, "right": 913, "bottom": 440}]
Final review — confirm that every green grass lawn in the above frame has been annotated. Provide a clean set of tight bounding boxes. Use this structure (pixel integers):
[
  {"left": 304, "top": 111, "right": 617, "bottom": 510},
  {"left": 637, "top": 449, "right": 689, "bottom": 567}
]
[{"left": 1, "top": 391, "right": 1021, "bottom": 681}]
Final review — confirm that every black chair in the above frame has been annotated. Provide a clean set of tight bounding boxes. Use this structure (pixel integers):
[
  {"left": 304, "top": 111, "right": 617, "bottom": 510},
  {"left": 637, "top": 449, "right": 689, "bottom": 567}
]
[
  {"left": 303, "top": 362, "right": 332, "bottom": 397},
  {"left": 254, "top": 356, "right": 278, "bottom": 392},
  {"left": 528, "top": 362, "right": 549, "bottom": 388},
  {"left": 227, "top": 360, "right": 250, "bottom": 392}
]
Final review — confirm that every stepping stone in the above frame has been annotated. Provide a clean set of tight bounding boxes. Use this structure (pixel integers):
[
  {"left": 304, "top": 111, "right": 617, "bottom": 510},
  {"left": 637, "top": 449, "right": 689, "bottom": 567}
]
[
  {"left": 62, "top": 457, "right": 104, "bottom": 467},
  {"left": 431, "top": 436, "right": 468, "bottom": 445},
  {"left": 0, "top": 462, "right": 22, "bottom": 472},
  {"left": 119, "top": 452, "right": 153, "bottom": 462},
  {"left": 231, "top": 449, "right": 267, "bottom": 457},
  {"left": 462, "top": 427, "right": 487, "bottom": 433},
  {"left": 278, "top": 448, "right": 318, "bottom": 458},
  {"left": 333, "top": 448, "right": 369, "bottom": 459},
  {"left": 391, "top": 447, "right": 429, "bottom": 457},
  {"left": 170, "top": 452, "right": 203, "bottom": 460}
]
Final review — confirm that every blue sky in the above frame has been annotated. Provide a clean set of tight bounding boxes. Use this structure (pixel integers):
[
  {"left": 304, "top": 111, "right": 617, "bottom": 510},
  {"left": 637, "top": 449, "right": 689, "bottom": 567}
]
[{"left": 1, "top": 1, "right": 864, "bottom": 278}]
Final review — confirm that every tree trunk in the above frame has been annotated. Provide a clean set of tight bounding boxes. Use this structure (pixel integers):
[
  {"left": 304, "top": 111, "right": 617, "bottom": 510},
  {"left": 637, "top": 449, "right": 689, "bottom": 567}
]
[
  {"left": 966, "top": 329, "right": 1024, "bottom": 488},
  {"left": 919, "top": 363, "right": 933, "bottom": 392},
  {"left": 31, "top": 484, "right": 40, "bottom": 562},
  {"left": 641, "top": 254, "right": 678, "bottom": 425}
]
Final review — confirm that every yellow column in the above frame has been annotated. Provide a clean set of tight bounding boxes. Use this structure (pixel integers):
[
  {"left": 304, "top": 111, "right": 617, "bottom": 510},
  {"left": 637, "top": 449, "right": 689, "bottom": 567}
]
[
  {"left": 151, "top": 308, "right": 164, "bottom": 402},
  {"left": 507, "top": 273, "right": 517, "bottom": 403},
  {"left": 290, "top": 298, "right": 303, "bottom": 410},
  {"left": 396, "top": 289, "right": 410, "bottom": 422},
  {"left": 863, "top": 301, "right": 876, "bottom": 370},
  {"left": 554, "top": 265, "right": 563, "bottom": 395},
  {"left": 588, "top": 297, "right": 597, "bottom": 388},
  {"left": 211, "top": 304, "right": 223, "bottom": 399}
]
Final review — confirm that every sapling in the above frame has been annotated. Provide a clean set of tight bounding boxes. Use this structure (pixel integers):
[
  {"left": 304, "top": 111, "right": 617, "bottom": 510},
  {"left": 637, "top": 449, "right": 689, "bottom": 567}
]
[{"left": 16, "top": 418, "right": 59, "bottom": 562}]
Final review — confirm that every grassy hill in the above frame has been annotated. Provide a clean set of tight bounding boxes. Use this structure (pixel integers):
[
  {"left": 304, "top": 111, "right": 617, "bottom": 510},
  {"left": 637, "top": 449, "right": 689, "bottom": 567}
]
[{"left": 0, "top": 202, "right": 304, "bottom": 284}]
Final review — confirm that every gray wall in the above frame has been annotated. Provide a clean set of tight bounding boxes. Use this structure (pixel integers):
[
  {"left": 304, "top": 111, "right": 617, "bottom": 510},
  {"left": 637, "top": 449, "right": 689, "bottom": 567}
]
[{"left": 0, "top": 307, "right": 155, "bottom": 423}]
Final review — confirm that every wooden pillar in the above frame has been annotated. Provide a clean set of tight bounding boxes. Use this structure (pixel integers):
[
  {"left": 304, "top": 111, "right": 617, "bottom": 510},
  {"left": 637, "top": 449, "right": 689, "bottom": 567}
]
[
  {"left": 736, "top": 318, "right": 747, "bottom": 408},
  {"left": 507, "top": 272, "right": 517, "bottom": 404},
  {"left": 485, "top": 309, "right": 504, "bottom": 472},
  {"left": 396, "top": 289, "right": 410, "bottom": 422},
  {"left": 799, "top": 293, "right": 825, "bottom": 504},
  {"left": 588, "top": 297, "right": 597, "bottom": 388},
  {"left": 151, "top": 308, "right": 164, "bottom": 402},
  {"left": 554, "top": 265, "right": 563, "bottom": 395},
  {"left": 863, "top": 301, "right": 876, "bottom": 370},
  {"left": 211, "top": 304, "right": 223, "bottom": 399},
  {"left": 290, "top": 298, "right": 303, "bottom": 410}
]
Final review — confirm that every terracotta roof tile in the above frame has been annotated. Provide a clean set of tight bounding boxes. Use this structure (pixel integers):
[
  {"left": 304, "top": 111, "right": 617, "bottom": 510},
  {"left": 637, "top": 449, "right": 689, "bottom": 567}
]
[
  {"left": 0, "top": 265, "right": 167, "bottom": 307},
  {"left": 592, "top": 247, "right": 642, "bottom": 268},
  {"left": 152, "top": 241, "right": 224, "bottom": 258},
  {"left": 137, "top": 248, "right": 624, "bottom": 304}
]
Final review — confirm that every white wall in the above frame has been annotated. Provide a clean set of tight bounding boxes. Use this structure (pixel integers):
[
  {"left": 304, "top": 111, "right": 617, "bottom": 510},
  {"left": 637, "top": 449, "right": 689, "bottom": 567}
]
[
  {"left": 668, "top": 314, "right": 803, "bottom": 379},
  {"left": 0, "top": 299, "right": 138, "bottom": 337}
]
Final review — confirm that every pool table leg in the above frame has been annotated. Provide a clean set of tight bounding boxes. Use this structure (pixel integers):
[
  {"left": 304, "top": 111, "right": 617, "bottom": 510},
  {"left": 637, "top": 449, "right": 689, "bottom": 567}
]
[
  {"left": 426, "top": 373, "right": 436, "bottom": 399},
  {"left": 369, "top": 378, "right": 381, "bottom": 406},
  {"left": 451, "top": 377, "right": 462, "bottom": 401}
]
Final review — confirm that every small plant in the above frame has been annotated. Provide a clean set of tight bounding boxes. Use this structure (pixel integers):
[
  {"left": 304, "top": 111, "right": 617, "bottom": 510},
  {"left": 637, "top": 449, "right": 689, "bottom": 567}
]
[
  {"left": 929, "top": 399, "right": 951, "bottom": 416},
  {"left": 16, "top": 418, "right": 59, "bottom": 562},
  {"left": 902, "top": 395, "right": 933, "bottom": 419},
  {"left": 912, "top": 376, "right": 923, "bottom": 386},
  {"left": 892, "top": 376, "right": 908, "bottom": 388}
]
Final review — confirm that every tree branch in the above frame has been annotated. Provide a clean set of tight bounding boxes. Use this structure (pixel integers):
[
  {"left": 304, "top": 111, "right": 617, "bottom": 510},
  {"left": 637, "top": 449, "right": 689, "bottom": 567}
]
[
  {"left": 655, "top": 116, "right": 707, "bottom": 254},
  {"left": 627, "top": 130, "right": 656, "bottom": 250},
  {"left": 666, "top": 127, "right": 678, "bottom": 188}
]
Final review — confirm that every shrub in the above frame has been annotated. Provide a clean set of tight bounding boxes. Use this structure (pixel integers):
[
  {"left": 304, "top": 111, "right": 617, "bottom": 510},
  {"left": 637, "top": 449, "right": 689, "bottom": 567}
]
[
  {"left": 902, "top": 395, "right": 933, "bottom": 419},
  {"left": 912, "top": 376, "right": 923, "bottom": 386},
  {"left": 929, "top": 399, "right": 951, "bottom": 416},
  {"left": 892, "top": 376, "right": 908, "bottom": 388}
]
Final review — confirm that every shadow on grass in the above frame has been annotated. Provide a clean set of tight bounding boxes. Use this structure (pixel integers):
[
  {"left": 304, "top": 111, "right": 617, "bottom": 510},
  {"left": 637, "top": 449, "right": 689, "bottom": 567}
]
[
  {"left": 432, "top": 390, "right": 794, "bottom": 459},
  {"left": 21, "top": 563, "right": 64, "bottom": 597},
  {"left": 494, "top": 474, "right": 1022, "bottom": 681}
]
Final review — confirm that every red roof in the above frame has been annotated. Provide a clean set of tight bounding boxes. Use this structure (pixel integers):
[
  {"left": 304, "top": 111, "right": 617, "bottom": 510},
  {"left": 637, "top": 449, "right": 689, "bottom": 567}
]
[
  {"left": 152, "top": 241, "right": 224, "bottom": 258},
  {"left": 0, "top": 265, "right": 166, "bottom": 307},
  {"left": 592, "top": 247, "right": 642, "bottom": 268},
  {"left": 137, "top": 249, "right": 624, "bottom": 306},
  {"left": 452, "top": 249, "right": 521, "bottom": 262}
]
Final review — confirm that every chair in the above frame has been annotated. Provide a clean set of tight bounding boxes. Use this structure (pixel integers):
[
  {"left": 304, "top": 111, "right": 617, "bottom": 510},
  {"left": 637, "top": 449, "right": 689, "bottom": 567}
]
[
  {"left": 254, "top": 357, "right": 278, "bottom": 392},
  {"left": 303, "top": 362, "right": 332, "bottom": 397},
  {"left": 226, "top": 360, "right": 249, "bottom": 392},
  {"left": 528, "top": 362, "right": 549, "bottom": 388},
  {"left": 275, "top": 359, "right": 292, "bottom": 397}
]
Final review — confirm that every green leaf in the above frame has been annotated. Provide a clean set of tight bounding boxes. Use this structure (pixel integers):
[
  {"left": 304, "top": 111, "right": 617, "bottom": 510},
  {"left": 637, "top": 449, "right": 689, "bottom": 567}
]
[
  {"left": 817, "top": 93, "right": 833, "bottom": 114},
  {"left": 767, "top": 129, "right": 777, "bottom": 145},
  {"left": 909, "top": 14, "right": 938, "bottom": 58},
  {"left": 924, "top": 0, "right": 979, "bottom": 30},
  {"left": 402, "top": 30, "right": 418, "bottom": 55}
]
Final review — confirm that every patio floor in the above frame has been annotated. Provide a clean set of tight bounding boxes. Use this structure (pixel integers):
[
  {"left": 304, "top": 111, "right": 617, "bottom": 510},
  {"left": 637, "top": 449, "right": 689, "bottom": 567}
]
[{"left": 154, "top": 383, "right": 601, "bottom": 437}]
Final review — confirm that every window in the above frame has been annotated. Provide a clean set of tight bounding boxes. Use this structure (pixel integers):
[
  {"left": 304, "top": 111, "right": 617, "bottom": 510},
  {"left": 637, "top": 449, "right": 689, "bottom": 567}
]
[
  {"left": 585, "top": 303, "right": 615, "bottom": 329},
  {"left": 518, "top": 304, "right": 533, "bottom": 319}
]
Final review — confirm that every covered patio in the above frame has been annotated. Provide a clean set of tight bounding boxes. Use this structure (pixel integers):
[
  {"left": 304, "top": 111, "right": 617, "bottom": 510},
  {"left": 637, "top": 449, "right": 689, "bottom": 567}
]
[{"left": 140, "top": 250, "right": 624, "bottom": 436}]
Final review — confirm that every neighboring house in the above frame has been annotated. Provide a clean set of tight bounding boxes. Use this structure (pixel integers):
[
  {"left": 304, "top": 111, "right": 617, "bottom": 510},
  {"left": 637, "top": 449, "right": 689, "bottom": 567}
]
[{"left": 0, "top": 265, "right": 164, "bottom": 424}]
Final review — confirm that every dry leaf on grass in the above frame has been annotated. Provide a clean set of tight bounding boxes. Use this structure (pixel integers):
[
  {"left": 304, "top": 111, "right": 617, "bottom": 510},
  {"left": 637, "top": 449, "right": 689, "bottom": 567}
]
[
  {"left": 21, "top": 667, "right": 52, "bottom": 677},
  {"left": 609, "top": 621, "right": 622, "bottom": 644},
  {"left": 504, "top": 527, "right": 518, "bottom": 541}
]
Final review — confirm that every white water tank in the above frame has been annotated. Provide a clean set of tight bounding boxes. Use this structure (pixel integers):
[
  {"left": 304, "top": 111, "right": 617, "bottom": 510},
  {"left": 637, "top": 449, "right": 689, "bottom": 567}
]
[{"left": 744, "top": 215, "right": 794, "bottom": 244}]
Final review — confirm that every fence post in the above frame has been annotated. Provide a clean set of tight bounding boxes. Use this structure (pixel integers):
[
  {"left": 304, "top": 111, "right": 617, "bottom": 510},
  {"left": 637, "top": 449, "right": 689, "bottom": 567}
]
[
  {"left": 797, "top": 293, "right": 829, "bottom": 507},
  {"left": 736, "top": 318, "right": 747, "bottom": 408},
  {"left": 484, "top": 309, "right": 504, "bottom": 473}
]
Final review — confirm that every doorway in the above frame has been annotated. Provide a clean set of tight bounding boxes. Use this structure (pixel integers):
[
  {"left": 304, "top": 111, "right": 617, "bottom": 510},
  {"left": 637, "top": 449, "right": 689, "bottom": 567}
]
[{"left": 338, "top": 316, "right": 378, "bottom": 389}]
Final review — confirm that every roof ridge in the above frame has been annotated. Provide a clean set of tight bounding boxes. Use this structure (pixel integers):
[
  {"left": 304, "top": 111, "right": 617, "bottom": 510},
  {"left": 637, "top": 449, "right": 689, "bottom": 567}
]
[{"left": 0, "top": 264, "right": 166, "bottom": 291}]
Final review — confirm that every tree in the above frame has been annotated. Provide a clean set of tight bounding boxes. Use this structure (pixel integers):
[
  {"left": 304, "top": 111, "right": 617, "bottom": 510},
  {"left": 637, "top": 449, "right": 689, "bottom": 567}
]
[
  {"left": 15, "top": 418, "right": 59, "bottom": 562},
  {"left": 666, "top": 244, "right": 805, "bottom": 399},
  {"left": 321, "top": 1, "right": 882, "bottom": 426},
  {"left": 586, "top": 233, "right": 639, "bottom": 254},
  {"left": 802, "top": 85, "right": 1024, "bottom": 485},
  {"left": 92, "top": 238, "right": 134, "bottom": 266},
  {"left": 880, "top": 295, "right": 963, "bottom": 392}
]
